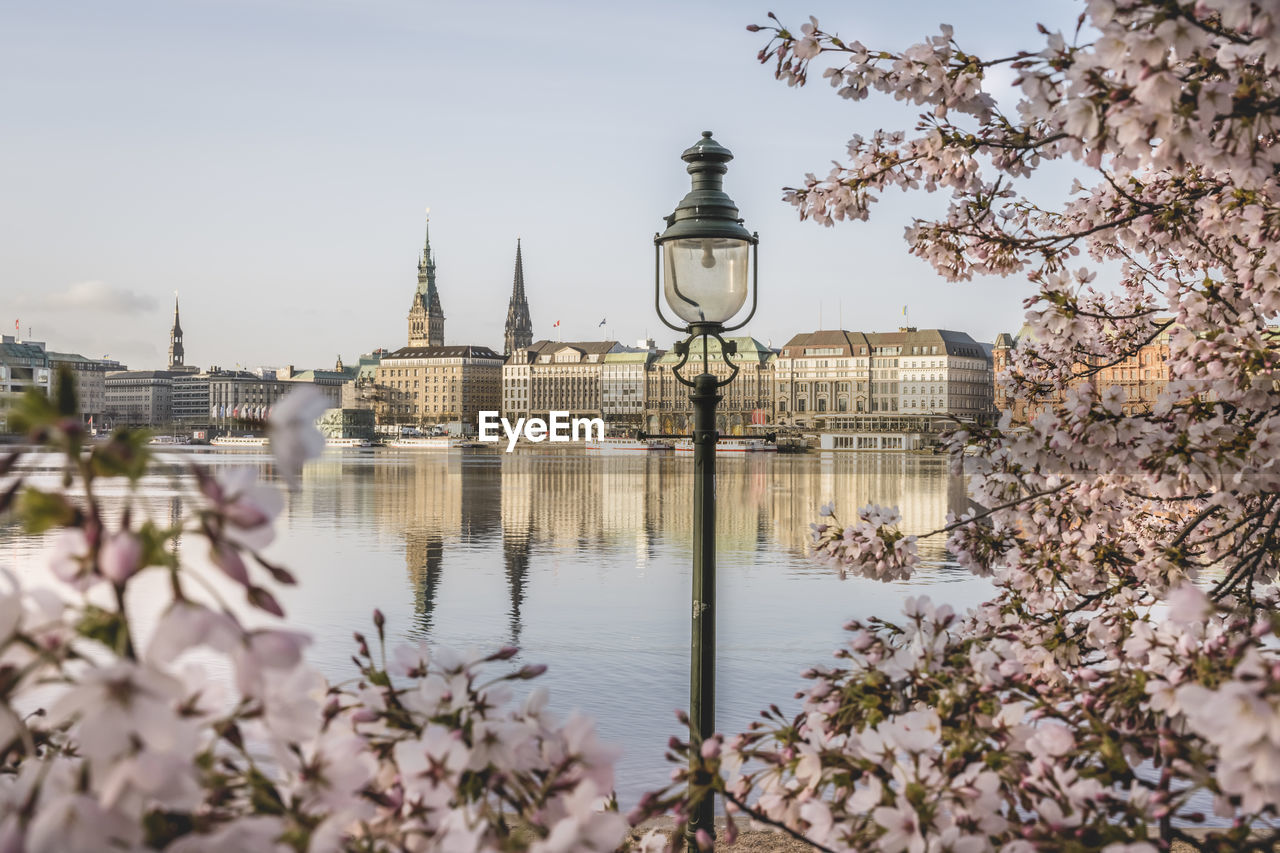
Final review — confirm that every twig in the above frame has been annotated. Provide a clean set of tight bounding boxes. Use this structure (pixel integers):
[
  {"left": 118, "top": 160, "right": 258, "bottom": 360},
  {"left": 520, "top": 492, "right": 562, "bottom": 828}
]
[{"left": 722, "top": 789, "right": 837, "bottom": 853}]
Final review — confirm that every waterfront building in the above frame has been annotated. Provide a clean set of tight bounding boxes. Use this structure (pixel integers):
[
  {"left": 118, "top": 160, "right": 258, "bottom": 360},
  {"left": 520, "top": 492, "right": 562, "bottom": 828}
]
[
  {"left": 993, "top": 323, "right": 1172, "bottom": 421},
  {"left": 172, "top": 371, "right": 211, "bottom": 427},
  {"left": 644, "top": 336, "right": 773, "bottom": 435},
  {"left": 105, "top": 370, "right": 173, "bottom": 428},
  {"left": 772, "top": 330, "right": 871, "bottom": 423},
  {"left": 503, "top": 240, "right": 533, "bottom": 357},
  {"left": 375, "top": 345, "right": 503, "bottom": 431},
  {"left": 47, "top": 352, "right": 122, "bottom": 424},
  {"left": 407, "top": 213, "right": 445, "bottom": 347},
  {"left": 340, "top": 351, "right": 387, "bottom": 410},
  {"left": 774, "top": 328, "right": 995, "bottom": 430},
  {"left": 895, "top": 329, "right": 993, "bottom": 419},
  {"left": 501, "top": 340, "right": 623, "bottom": 423},
  {"left": 317, "top": 408, "right": 376, "bottom": 441},
  {"left": 206, "top": 369, "right": 290, "bottom": 429},
  {"left": 280, "top": 359, "right": 358, "bottom": 409},
  {"left": 601, "top": 345, "right": 664, "bottom": 433},
  {"left": 0, "top": 336, "right": 52, "bottom": 432}
]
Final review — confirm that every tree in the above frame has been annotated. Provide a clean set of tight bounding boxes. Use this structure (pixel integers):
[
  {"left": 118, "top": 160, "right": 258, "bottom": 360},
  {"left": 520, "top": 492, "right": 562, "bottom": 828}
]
[{"left": 637, "top": 2, "right": 1280, "bottom": 850}]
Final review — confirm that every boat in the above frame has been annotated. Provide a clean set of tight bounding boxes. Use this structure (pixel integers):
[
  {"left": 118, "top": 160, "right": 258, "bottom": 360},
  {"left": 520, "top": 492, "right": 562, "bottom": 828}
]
[
  {"left": 148, "top": 435, "right": 189, "bottom": 446},
  {"left": 211, "top": 435, "right": 270, "bottom": 447},
  {"left": 673, "top": 438, "right": 778, "bottom": 454},
  {"left": 383, "top": 436, "right": 453, "bottom": 450},
  {"left": 584, "top": 437, "right": 671, "bottom": 453},
  {"left": 325, "top": 437, "right": 370, "bottom": 448}
]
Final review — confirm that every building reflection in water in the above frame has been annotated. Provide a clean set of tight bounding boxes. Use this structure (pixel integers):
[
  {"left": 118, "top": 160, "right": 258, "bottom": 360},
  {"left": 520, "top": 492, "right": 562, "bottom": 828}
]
[
  {"left": 1, "top": 446, "right": 981, "bottom": 809},
  {"left": 354, "top": 450, "right": 971, "bottom": 641}
]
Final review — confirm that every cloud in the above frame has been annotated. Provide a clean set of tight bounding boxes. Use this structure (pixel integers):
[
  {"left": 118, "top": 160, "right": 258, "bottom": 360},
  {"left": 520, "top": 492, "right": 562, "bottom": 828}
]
[{"left": 24, "top": 281, "right": 158, "bottom": 314}]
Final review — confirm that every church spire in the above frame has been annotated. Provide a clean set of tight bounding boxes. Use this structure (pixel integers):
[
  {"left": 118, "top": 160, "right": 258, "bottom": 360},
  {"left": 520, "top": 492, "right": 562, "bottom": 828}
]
[
  {"left": 408, "top": 208, "right": 445, "bottom": 347},
  {"left": 168, "top": 293, "right": 185, "bottom": 370},
  {"left": 417, "top": 210, "right": 435, "bottom": 285},
  {"left": 503, "top": 239, "right": 533, "bottom": 357}
]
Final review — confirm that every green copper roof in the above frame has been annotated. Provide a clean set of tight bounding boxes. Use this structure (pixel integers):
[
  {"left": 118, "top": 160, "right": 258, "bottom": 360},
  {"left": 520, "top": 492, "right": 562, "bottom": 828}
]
[{"left": 655, "top": 335, "right": 771, "bottom": 365}]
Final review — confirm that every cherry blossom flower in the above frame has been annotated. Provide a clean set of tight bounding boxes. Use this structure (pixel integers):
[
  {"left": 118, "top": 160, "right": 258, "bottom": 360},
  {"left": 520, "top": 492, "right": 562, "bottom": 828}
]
[{"left": 267, "top": 385, "right": 328, "bottom": 490}]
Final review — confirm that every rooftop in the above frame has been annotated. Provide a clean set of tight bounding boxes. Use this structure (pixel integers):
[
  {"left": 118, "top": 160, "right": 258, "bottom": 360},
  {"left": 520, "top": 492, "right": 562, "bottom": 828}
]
[{"left": 383, "top": 345, "right": 504, "bottom": 361}]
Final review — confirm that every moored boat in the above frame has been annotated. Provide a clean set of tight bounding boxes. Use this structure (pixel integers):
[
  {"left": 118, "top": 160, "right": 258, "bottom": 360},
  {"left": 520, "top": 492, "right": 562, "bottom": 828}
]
[
  {"left": 325, "top": 437, "right": 370, "bottom": 448},
  {"left": 210, "top": 435, "right": 270, "bottom": 447},
  {"left": 584, "top": 437, "right": 671, "bottom": 452},
  {"left": 383, "top": 436, "right": 453, "bottom": 450},
  {"left": 673, "top": 438, "right": 777, "bottom": 454}
]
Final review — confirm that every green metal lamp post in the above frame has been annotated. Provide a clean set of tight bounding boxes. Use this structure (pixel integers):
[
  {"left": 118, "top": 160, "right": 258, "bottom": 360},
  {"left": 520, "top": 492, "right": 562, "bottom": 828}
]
[{"left": 654, "top": 131, "right": 758, "bottom": 842}]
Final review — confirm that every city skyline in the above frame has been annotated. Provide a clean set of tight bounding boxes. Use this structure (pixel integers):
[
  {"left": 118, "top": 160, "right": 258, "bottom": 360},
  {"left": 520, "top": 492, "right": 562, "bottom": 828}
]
[{"left": 3, "top": 0, "right": 1081, "bottom": 369}]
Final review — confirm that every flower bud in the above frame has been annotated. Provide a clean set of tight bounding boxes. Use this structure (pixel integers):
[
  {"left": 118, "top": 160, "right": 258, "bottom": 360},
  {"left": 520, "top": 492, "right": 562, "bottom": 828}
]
[
  {"left": 99, "top": 531, "right": 143, "bottom": 584},
  {"left": 695, "top": 828, "right": 713, "bottom": 851}
]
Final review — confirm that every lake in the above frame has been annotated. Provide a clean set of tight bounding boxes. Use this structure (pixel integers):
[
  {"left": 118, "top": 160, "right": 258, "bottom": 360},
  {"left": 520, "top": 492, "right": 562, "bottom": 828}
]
[{"left": 0, "top": 446, "right": 993, "bottom": 805}]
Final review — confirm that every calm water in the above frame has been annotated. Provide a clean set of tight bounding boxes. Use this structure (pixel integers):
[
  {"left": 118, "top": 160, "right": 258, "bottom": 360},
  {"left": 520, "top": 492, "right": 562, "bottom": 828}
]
[{"left": 0, "top": 447, "right": 992, "bottom": 805}]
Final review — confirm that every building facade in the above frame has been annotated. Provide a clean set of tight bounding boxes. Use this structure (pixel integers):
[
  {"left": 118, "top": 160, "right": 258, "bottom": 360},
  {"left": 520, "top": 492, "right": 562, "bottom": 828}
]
[
  {"left": 501, "top": 340, "right": 623, "bottom": 423},
  {"left": 773, "top": 330, "right": 871, "bottom": 423},
  {"left": 644, "top": 337, "right": 773, "bottom": 435},
  {"left": 0, "top": 336, "right": 52, "bottom": 432},
  {"left": 601, "top": 347, "right": 663, "bottom": 433},
  {"left": 206, "top": 370, "right": 290, "bottom": 430},
  {"left": 105, "top": 370, "right": 173, "bottom": 428},
  {"left": 503, "top": 240, "right": 533, "bottom": 357},
  {"left": 407, "top": 213, "right": 445, "bottom": 347},
  {"left": 317, "top": 408, "right": 376, "bottom": 441},
  {"left": 375, "top": 345, "right": 503, "bottom": 430},
  {"left": 47, "top": 352, "right": 122, "bottom": 424},
  {"left": 172, "top": 371, "right": 211, "bottom": 427},
  {"left": 992, "top": 323, "right": 1172, "bottom": 421},
  {"left": 340, "top": 351, "right": 387, "bottom": 410},
  {"left": 280, "top": 360, "right": 357, "bottom": 410},
  {"left": 774, "top": 328, "right": 995, "bottom": 430}
]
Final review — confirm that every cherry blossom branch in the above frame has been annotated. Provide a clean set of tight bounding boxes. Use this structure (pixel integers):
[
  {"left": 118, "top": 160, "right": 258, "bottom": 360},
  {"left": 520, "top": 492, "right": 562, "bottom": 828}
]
[{"left": 721, "top": 789, "right": 840, "bottom": 853}]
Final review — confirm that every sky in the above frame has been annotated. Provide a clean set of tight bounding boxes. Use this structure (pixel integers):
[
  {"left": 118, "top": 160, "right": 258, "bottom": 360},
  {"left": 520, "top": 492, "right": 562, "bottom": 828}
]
[{"left": 2, "top": 0, "right": 1083, "bottom": 370}]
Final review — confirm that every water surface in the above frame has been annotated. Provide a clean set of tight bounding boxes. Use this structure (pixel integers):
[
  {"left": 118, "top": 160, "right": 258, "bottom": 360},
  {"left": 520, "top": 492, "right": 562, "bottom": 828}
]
[{"left": 1, "top": 447, "right": 992, "bottom": 804}]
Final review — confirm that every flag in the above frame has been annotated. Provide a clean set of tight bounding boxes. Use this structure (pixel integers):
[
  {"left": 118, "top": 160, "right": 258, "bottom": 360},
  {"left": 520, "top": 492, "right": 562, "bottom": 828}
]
[
  {"left": 598, "top": 318, "right": 606, "bottom": 327},
  {"left": 553, "top": 320, "right": 561, "bottom": 328}
]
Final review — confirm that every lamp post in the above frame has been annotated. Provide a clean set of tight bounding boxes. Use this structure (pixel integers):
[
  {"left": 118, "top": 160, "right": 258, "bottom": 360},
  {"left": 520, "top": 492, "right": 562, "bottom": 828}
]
[{"left": 653, "top": 131, "right": 758, "bottom": 842}]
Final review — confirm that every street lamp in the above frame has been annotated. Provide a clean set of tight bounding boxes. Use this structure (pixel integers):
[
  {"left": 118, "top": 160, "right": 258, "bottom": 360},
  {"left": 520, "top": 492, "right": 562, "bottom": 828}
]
[{"left": 654, "top": 131, "right": 758, "bottom": 842}]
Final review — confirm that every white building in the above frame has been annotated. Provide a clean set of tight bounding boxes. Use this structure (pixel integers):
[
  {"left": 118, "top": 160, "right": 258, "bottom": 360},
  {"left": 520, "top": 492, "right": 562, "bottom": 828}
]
[
  {"left": 501, "top": 340, "right": 623, "bottom": 422},
  {"left": 775, "top": 328, "right": 994, "bottom": 430}
]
